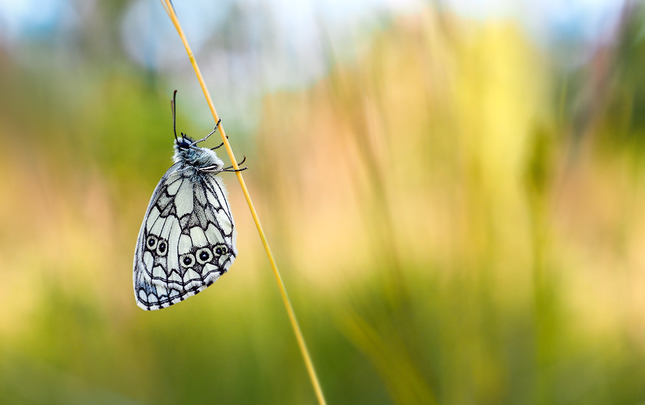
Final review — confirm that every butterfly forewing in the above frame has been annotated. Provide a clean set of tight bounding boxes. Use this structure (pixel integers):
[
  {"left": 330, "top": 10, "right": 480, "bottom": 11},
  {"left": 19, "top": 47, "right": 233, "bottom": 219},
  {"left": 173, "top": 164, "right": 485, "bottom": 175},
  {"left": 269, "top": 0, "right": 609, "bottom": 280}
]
[{"left": 134, "top": 155, "right": 237, "bottom": 311}]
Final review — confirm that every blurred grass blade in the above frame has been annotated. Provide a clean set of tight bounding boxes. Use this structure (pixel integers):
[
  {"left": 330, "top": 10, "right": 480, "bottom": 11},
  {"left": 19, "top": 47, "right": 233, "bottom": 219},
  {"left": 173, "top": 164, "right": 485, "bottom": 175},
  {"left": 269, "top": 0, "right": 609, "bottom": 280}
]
[{"left": 344, "top": 312, "right": 437, "bottom": 404}]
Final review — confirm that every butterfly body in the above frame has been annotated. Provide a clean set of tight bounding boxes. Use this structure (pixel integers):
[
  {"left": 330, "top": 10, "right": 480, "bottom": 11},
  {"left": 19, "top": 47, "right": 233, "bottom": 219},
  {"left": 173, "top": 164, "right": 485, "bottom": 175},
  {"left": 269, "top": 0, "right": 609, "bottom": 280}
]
[{"left": 133, "top": 134, "right": 237, "bottom": 311}]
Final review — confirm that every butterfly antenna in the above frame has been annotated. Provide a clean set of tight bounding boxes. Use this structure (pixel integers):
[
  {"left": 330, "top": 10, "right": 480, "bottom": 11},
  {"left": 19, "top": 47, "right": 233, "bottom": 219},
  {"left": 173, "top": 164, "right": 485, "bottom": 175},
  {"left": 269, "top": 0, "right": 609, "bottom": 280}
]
[{"left": 171, "top": 90, "right": 178, "bottom": 142}]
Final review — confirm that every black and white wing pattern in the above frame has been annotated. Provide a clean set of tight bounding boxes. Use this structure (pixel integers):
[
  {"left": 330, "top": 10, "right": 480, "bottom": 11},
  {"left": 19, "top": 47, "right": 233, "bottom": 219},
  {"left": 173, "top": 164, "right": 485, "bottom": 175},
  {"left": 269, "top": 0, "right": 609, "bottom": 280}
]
[{"left": 133, "top": 149, "right": 237, "bottom": 311}]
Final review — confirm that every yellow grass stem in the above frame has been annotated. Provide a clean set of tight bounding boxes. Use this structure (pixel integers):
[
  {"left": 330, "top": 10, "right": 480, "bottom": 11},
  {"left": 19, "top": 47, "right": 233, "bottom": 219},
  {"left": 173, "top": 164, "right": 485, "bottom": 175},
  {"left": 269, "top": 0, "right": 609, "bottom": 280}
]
[{"left": 160, "top": 2, "right": 327, "bottom": 404}]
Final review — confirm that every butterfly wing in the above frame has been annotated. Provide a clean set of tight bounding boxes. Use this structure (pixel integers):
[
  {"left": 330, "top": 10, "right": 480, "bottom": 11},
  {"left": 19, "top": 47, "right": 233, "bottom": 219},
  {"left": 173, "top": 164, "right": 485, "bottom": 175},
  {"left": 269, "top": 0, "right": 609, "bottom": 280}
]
[{"left": 133, "top": 164, "right": 237, "bottom": 310}]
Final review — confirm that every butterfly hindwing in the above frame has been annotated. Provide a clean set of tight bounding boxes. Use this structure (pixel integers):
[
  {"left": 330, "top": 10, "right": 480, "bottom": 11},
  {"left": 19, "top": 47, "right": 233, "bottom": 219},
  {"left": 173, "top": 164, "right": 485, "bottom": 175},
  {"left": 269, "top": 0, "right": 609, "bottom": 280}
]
[{"left": 134, "top": 163, "right": 237, "bottom": 311}]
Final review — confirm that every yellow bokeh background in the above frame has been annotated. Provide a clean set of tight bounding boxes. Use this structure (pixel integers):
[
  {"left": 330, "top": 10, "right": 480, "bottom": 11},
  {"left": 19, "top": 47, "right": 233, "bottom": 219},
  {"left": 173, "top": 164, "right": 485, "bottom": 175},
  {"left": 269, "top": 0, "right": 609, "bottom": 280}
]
[{"left": 1, "top": 2, "right": 645, "bottom": 404}]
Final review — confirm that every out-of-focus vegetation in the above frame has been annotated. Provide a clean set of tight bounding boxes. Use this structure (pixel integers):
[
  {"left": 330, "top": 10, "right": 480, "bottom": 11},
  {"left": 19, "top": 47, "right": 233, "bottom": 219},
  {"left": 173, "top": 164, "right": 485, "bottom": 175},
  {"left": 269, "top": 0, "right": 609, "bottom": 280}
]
[{"left": 1, "top": 1, "right": 645, "bottom": 404}]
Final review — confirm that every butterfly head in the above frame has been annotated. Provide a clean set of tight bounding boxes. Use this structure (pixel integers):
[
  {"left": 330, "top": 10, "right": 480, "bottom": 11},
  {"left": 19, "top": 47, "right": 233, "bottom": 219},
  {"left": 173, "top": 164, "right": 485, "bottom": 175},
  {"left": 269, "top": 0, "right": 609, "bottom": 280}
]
[
  {"left": 173, "top": 134, "right": 224, "bottom": 171},
  {"left": 175, "top": 134, "right": 194, "bottom": 151}
]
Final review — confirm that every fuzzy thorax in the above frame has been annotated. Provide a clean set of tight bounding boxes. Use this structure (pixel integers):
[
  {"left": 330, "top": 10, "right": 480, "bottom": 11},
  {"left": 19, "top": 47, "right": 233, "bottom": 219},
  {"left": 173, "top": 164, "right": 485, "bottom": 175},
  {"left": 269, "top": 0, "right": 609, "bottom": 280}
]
[{"left": 172, "top": 136, "right": 224, "bottom": 171}]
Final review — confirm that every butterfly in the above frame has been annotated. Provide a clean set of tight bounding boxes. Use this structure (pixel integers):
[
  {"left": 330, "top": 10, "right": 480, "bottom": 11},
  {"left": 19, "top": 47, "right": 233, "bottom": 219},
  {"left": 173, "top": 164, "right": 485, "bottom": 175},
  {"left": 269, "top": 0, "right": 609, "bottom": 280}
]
[{"left": 133, "top": 91, "right": 246, "bottom": 310}]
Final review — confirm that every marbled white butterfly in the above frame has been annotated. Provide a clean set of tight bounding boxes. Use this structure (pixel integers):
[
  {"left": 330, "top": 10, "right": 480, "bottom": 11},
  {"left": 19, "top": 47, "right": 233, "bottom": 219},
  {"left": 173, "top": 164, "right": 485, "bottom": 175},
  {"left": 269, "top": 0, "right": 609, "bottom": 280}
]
[{"left": 133, "top": 91, "right": 245, "bottom": 310}]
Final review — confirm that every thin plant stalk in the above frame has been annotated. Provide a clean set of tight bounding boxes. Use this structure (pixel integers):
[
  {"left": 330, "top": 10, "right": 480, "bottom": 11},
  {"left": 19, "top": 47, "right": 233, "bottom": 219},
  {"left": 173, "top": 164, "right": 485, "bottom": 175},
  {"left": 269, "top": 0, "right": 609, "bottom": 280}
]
[{"left": 160, "top": 2, "right": 327, "bottom": 404}]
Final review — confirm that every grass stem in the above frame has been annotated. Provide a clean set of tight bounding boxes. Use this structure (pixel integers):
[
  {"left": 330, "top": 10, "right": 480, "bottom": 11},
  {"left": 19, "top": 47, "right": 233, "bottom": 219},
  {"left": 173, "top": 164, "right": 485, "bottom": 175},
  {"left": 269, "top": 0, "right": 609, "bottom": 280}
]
[{"left": 160, "top": 2, "right": 327, "bottom": 404}]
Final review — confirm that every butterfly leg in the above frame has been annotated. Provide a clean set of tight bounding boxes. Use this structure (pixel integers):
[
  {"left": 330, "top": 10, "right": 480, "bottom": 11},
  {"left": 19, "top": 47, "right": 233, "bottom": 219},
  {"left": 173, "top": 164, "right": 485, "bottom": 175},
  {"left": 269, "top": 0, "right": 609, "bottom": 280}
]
[
  {"left": 222, "top": 156, "right": 248, "bottom": 172},
  {"left": 211, "top": 135, "right": 228, "bottom": 150},
  {"left": 222, "top": 167, "right": 248, "bottom": 173},
  {"left": 192, "top": 118, "right": 222, "bottom": 145}
]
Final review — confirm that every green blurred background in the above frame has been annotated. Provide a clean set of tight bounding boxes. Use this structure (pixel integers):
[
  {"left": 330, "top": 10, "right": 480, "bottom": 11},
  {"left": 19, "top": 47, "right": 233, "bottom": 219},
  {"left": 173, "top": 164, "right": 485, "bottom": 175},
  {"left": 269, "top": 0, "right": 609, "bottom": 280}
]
[{"left": 1, "top": 0, "right": 645, "bottom": 404}]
